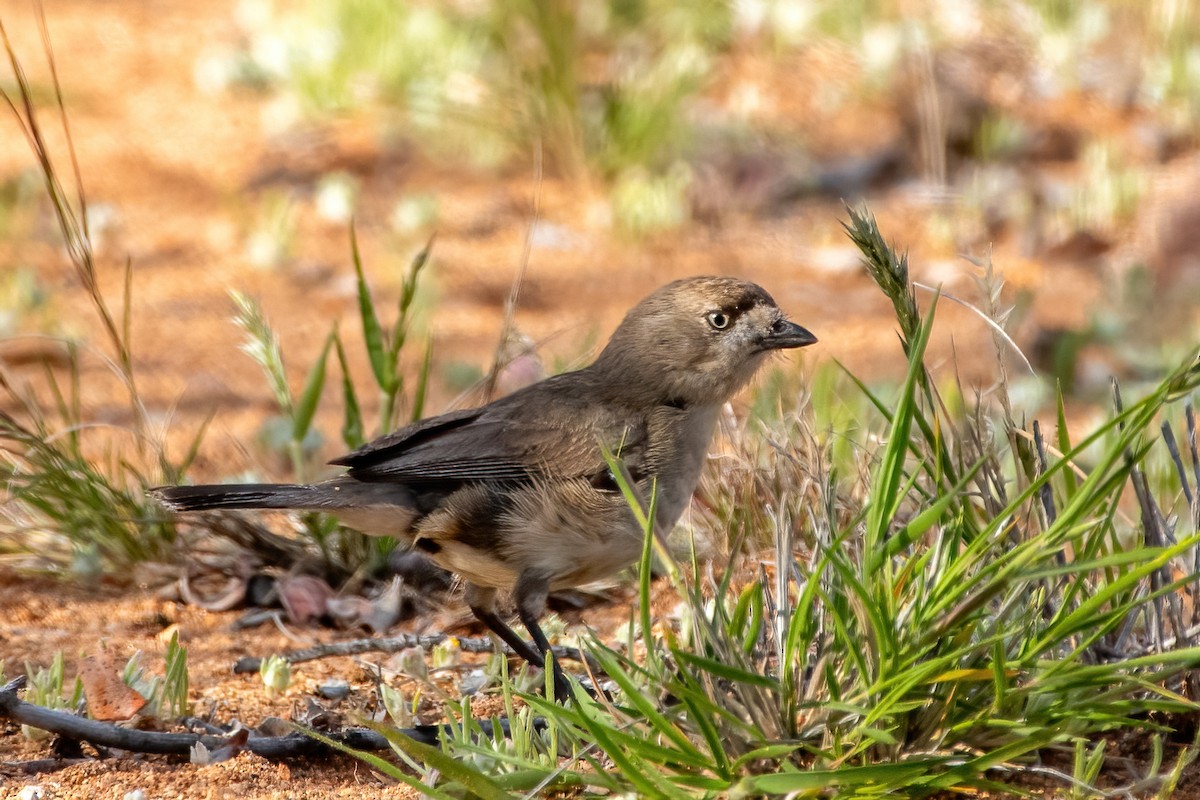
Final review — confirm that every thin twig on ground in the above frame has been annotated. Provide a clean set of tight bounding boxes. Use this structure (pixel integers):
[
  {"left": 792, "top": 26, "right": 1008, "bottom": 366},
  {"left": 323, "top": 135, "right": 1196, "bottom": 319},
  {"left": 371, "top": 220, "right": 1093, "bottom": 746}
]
[
  {"left": 232, "top": 633, "right": 598, "bottom": 673},
  {"left": 0, "top": 757, "right": 91, "bottom": 777}
]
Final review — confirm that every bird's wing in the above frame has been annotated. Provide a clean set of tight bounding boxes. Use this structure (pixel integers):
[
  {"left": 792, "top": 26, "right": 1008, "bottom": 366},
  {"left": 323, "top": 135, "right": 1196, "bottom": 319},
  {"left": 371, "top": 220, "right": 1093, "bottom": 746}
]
[
  {"left": 330, "top": 407, "right": 483, "bottom": 468},
  {"left": 332, "top": 386, "right": 648, "bottom": 487}
]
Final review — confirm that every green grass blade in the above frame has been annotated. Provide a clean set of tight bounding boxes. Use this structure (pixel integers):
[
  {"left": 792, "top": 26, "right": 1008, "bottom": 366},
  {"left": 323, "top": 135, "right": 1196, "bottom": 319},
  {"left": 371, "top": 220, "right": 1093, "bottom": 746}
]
[
  {"left": 734, "top": 757, "right": 949, "bottom": 794},
  {"left": 410, "top": 337, "right": 433, "bottom": 423},
  {"left": 673, "top": 651, "right": 777, "bottom": 689},
  {"left": 390, "top": 235, "right": 433, "bottom": 365},
  {"left": 587, "top": 647, "right": 713, "bottom": 770},
  {"left": 334, "top": 330, "right": 365, "bottom": 449},
  {"left": 864, "top": 295, "right": 938, "bottom": 573},
  {"left": 568, "top": 688, "right": 694, "bottom": 799},
  {"left": 349, "top": 224, "right": 392, "bottom": 393},
  {"left": 1055, "top": 384, "right": 1078, "bottom": 500},
  {"left": 884, "top": 457, "right": 982, "bottom": 560},
  {"left": 380, "top": 726, "right": 518, "bottom": 800},
  {"left": 298, "top": 725, "right": 458, "bottom": 800},
  {"left": 292, "top": 331, "right": 333, "bottom": 443}
]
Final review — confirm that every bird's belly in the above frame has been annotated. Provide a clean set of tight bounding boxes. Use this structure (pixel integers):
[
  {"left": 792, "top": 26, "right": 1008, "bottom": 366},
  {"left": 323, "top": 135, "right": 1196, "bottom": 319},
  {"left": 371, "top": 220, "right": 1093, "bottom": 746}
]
[
  {"left": 547, "top": 532, "right": 645, "bottom": 590},
  {"left": 413, "top": 480, "right": 643, "bottom": 593},
  {"left": 411, "top": 410, "right": 717, "bottom": 595},
  {"left": 429, "top": 540, "right": 519, "bottom": 590},
  {"left": 426, "top": 522, "right": 639, "bottom": 593},
  {"left": 501, "top": 481, "right": 645, "bottom": 591}
]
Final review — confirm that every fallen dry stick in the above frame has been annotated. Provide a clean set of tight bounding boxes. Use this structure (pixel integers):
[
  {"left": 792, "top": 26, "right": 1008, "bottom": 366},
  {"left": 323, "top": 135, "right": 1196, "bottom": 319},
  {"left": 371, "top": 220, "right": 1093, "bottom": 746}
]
[{"left": 0, "top": 677, "right": 439, "bottom": 757}]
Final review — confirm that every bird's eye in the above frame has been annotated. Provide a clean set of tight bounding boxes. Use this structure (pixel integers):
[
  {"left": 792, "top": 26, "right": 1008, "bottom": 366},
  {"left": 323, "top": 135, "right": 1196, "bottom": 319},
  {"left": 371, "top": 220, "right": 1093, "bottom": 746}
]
[{"left": 706, "top": 311, "right": 730, "bottom": 330}]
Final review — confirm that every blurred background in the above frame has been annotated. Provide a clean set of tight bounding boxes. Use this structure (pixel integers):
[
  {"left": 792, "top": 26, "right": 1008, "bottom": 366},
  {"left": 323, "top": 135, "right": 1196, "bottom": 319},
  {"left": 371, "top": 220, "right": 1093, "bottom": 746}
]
[{"left": 1, "top": 0, "right": 1198, "bottom": 476}]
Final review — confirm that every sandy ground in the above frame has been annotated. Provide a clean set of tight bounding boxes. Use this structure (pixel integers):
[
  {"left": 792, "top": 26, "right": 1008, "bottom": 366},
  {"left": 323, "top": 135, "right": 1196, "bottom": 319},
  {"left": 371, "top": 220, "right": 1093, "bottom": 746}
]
[{"left": 0, "top": 570, "right": 642, "bottom": 798}]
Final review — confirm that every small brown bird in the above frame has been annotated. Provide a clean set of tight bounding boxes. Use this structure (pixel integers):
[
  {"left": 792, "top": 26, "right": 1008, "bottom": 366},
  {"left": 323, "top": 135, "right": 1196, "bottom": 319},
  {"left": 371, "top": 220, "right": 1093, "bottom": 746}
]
[{"left": 155, "top": 277, "right": 816, "bottom": 697}]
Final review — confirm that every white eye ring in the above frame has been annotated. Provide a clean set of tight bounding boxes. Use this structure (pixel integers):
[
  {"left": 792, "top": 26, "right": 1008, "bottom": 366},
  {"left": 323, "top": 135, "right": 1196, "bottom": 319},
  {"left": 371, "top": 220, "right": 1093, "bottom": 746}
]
[{"left": 707, "top": 311, "right": 730, "bottom": 330}]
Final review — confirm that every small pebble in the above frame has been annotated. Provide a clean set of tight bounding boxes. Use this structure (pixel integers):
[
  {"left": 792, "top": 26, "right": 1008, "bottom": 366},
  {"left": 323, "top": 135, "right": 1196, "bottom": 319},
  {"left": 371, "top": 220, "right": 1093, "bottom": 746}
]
[
  {"left": 316, "top": 679, "right": 351, "bottom": 700},
  {"left": 459, "top": 669, "right": 490, "bottom": 696}
]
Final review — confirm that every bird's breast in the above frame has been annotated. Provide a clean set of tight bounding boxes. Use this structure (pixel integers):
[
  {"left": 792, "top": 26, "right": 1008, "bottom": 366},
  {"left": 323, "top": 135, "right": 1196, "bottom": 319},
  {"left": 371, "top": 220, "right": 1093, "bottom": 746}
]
[{"left": 647, "top": 403, "right": 721, "bottom": 533}]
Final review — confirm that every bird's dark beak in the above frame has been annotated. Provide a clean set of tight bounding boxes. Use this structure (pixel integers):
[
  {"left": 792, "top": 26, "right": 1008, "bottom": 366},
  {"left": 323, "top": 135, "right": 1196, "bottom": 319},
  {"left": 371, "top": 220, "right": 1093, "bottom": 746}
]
[{"left": 765, "top": 319, "right": 818, "bottom": 350}]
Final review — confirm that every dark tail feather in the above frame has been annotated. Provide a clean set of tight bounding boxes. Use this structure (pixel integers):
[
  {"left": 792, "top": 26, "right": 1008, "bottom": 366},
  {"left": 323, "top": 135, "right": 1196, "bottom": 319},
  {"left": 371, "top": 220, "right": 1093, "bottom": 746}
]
[{"left": 152, "top": 483, "right": 320, "bottom": 512}]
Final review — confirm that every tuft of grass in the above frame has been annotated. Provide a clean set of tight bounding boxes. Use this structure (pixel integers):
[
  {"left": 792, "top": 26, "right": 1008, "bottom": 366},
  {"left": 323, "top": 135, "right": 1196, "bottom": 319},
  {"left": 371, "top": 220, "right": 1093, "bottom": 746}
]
[
  {"left": 231, "top": 289, "right": 333, "bottom": 483},
  {"left": 122, "top": 631, "right": 190, "bottom": 721},
  {"left": 21, "top": 652, "right": 82, "bottom": 741},
  {"left": 0, "top": 11, "right": 196, "bottom": 573},
  {"left": 347, "top": 228, "right": 434, "bottom": 438},
  {"left": 159, "top": 631, "right": 190, "bottom": 720},
  {"left": 0, "top": 401, "right": 180, "bottom": 570},
  {"left": 219, "top": 229, "right": 434, "bottom": 580},
  {"left": 1, "top": 11, "right": 442, "bottom": 583}
]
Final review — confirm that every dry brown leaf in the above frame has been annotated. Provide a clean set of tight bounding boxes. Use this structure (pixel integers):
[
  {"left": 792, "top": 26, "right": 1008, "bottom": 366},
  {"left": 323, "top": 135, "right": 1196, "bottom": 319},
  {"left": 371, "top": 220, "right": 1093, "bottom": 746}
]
[{"left": 79, "top": 650, "right": 148, "bottom": 721}]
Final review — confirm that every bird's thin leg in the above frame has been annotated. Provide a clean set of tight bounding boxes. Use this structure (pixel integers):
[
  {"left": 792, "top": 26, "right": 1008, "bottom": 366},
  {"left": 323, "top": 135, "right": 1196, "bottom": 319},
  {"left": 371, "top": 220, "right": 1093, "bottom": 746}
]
[
  {"left": 515, "top": 606, "right": 575, "bottom": 701},
  {"left": 470, "top": 605, "right": 573, "bottom": 700},
  {"left": 465, "top": 582, "right": 574, "bottom": 700},
  {"left": 514, "top": 570, "right": 577, "bottom": 701},
  {"left": 468, "top": 604, "right": 547, "bottom": 668},
  {"left": 515, "top": 607, "right": 556, "bottom": 660}
]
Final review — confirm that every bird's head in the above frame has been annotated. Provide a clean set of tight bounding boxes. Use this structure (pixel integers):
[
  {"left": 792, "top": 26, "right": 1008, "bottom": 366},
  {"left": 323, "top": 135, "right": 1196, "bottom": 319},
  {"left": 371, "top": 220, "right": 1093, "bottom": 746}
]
[{"left": 593, "top": 276, "right": 817, "bottom": 407}]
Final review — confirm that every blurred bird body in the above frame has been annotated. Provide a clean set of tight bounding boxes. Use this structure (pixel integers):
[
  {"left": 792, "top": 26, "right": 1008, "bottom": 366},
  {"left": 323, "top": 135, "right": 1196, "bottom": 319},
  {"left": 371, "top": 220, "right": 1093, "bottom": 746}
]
[{"left": 156, "top": 276, "right": 816, "bottom": 695}]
